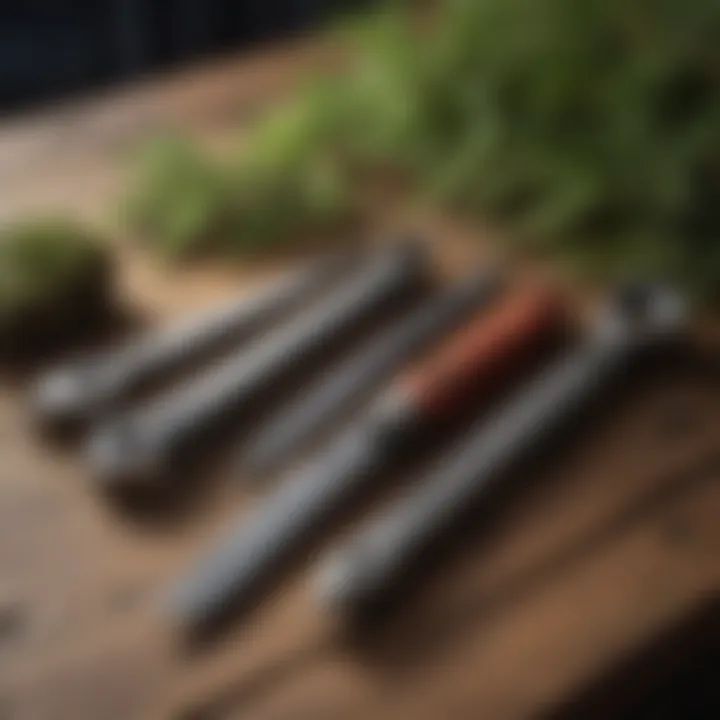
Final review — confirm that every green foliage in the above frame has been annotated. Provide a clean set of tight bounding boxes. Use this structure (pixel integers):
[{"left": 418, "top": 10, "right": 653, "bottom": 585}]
[
  {"left": 0, "top": 218, "right": 113, "bottom": 352},
  {"left": 123, "top": 136, "right": 236, "bottom": 258},
  {"left": 0, "top": 218, "right": 109, "bottom": 311},
  {"left": 354, "top": 0, "right": 720, "bottom": 298},
  {"left": 226, "top": 85, "right": 355, "bottom": 254},
  {"left": 124, "top": 91, "right": 355, "bottom": 260},
  {"left": 124, "top": 0, "right": 720, "bottom": 298}
]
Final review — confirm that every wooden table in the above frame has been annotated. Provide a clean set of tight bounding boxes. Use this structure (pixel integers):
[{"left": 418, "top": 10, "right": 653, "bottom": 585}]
[{"left": 0, "top": 39, "right": 719, "bottom": 720}]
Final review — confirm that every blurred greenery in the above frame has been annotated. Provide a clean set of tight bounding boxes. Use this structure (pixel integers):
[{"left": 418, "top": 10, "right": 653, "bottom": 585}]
[
  {"left": 0, "top": 218, "right": 107, "bottom": 307},
  {"left": 125, "top": 0, "right": 720, "bottom": 299},
  {"left": 0, "top": 217, "right": 113, "bottom": 353},
  {"left": 124, "top": 93, "right": 355, "bottom": 260}
]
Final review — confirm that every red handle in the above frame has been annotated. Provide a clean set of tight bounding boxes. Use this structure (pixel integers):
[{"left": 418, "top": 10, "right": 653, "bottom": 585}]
[{"left": 399, "top": 286, "right": 567, "bottom": 421}]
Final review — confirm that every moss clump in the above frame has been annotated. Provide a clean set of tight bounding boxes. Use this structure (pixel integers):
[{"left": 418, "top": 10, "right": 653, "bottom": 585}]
[{"left": 0, "top": 218, "right": 115, "bottom": 357}]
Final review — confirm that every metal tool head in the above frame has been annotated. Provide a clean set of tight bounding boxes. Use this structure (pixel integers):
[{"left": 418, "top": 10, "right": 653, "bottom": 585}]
[
  {"left": 315, "top": 545, "right": 371, "bottom": 614},
  {"left": 30, "top": 363, "right": 107, "bottom": 433},
  {"left": 86, "top": 419, "right": 165, "bottom": 488},
  {"left": 600, "top": 282, "right": 687, "bottom": 343},
  {"left": 31, "top": 368, "right": 85, "bottom": 426},
  {"left": 30, "top": 250, "right": 360, "bottom": 434}
]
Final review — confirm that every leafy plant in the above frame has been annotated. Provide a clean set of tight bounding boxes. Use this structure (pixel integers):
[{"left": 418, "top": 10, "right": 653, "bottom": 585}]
[
  {"left": 124, "top": 0, "right": 720, "bottom": 299},
  {"left": 124, "top": 89, "right": 356, "bottom": 260},
  {"left": 123, "top": 136, "right": 236, "bottom": 258}
]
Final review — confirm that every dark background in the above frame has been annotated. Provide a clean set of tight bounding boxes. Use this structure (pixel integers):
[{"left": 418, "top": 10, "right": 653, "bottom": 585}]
[{"left": 0, "top": 1, "right": 369, "bottom": 113}]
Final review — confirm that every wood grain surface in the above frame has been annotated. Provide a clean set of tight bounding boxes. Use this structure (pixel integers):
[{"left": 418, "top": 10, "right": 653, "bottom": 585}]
[{"left": 0, "top": 39, "right": 719, "bottom": 720}]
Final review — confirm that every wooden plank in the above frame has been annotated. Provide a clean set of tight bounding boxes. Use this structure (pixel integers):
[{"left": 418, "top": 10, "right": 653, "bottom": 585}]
[
  {"left": 378, "top": 478, "right": 720, "bottom": 720},
  {"left": 153, "top": 372, "right": 720, "bottom": 719},
  {"left": 199, "top": 468, "right": 720, "bottom": 720},
  {"left": 549, "top": 595, "right": 720, "bottom": 720},
  {"left": 2, "top": 281, "right": 718, "bottom": 720}
]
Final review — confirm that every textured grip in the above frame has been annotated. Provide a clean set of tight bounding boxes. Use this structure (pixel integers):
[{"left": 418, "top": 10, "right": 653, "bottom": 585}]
[{"left": 399, "top": 286, "right": 566, "bottom": 421}]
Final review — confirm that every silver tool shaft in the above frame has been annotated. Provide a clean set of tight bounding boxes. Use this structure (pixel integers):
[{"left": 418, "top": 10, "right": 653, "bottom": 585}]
[
  {"left": 33, "top": 252, "right": 352, "bottom": 431},
  {"left": 317, "top": 285, "right": 686, "bottom": 617},
  {"left": 166, "top": 281, "right": 567, "bottom": 637},
  {"left": 88, "top": 242, "right": 428, "bottom": 487},
  {"left": 243, "top": 269, "right": 504, "bottom": 476}
]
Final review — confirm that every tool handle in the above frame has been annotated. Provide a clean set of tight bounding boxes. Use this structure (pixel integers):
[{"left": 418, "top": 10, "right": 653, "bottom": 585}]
[
  {"left": 397, "top": 286, "right": 566, "bottom": 421},
  {"left": 89, "top": 242, "right": 427, "bottom": 486},
  {"left": 319, "top": 285, "right": 686, "bottom": 616},
  {"left": 169, "top": 425, "right": 382, "bottom": 632},
  {"left": 243, "top": 268, "right": 503, "bottom": 476},
  {"left": 33, "top": 252, "right": 351, "bottom": 428},
  {"left": 152, "top": 242, "right": 427, "bottom": 446},
  {"left": 319, "top": 332, "right": 631, "bottom": 614}
]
